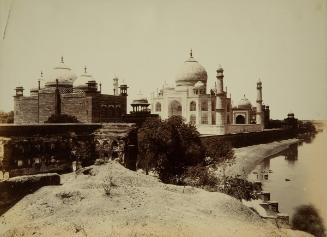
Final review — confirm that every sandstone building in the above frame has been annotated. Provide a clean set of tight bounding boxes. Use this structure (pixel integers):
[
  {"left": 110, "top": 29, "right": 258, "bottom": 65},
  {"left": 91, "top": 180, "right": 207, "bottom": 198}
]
[{"left": 14, "top": 57, "right": 128, "bottom": 124}]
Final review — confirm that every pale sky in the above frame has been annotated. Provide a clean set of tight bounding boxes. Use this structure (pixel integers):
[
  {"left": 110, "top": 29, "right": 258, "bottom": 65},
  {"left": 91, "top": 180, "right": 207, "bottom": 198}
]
[{"left": 0, "top": 0, "right": 326, "bottom": 120}]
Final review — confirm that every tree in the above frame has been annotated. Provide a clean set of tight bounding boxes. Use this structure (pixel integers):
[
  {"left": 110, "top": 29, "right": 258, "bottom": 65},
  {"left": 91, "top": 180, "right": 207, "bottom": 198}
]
[
  {"left": 202, "top": 137, "right": 234, "bottom": 165},
  {"left": 0, "top": 110, "right": 14, "bottom": 123},
  {"left": 137, "top": 116, "right": 204, "bottom": 183},
  {"left": 292, "top": 204, "right": 326, "bottom": 237}
]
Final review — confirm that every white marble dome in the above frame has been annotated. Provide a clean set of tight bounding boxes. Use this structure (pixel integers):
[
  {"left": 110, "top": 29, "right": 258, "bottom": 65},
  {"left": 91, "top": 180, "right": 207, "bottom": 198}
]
[
  {"left": 45, "top": 58, "right": 77, "bottom": 87},
  {"left": 74, "top": 69, "right": 94, "bottom": 89},
  {"left": 175, "top": 51, "right": 207, "bottom": 87},
  {"left": 238, "top": 95, "right": 252, "bottom": 109}
]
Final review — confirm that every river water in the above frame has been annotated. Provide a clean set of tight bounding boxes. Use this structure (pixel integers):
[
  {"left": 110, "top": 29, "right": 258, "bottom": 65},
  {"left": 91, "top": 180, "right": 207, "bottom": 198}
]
[{"left": 248, "top": 128, "right": 327, "bottom": 225}]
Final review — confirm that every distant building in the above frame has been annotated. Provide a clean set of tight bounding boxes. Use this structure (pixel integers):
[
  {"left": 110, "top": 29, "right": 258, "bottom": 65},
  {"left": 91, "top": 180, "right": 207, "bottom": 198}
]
[
  {"left": 150, "top": 50, "right": 268, "bottom": 135},
  {"left": 124, "top": 93, "right": 158, "bottom": 127},
  {"left": 14, "top": 57, "right": 128, "bottom": 124},
  {"left": 283, "top": 113, "right": 298, "bottom": 129},
  {"left": 263, "top": 105, "right": 270, "bottom": 128}
]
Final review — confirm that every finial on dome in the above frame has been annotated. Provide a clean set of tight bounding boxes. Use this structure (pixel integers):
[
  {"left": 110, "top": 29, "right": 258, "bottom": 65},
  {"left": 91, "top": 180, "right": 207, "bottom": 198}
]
[
  {"left": 40, "top": 71, "right": 43, "bottom": 78},
  {"left": 60, "top": 56, "right": 64, "bottom": 63},
  {"left": 190, "top": 49, "right": 193, "bottom": 58},
  {"left": 84, "top": 65, "right": 87, "bottom": 74}
]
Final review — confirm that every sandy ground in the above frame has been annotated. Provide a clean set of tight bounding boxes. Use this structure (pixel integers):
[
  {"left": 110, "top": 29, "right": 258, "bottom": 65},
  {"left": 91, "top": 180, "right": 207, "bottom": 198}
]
[
  {"left": 0, "top": 158, "right": 311, "bottom": 237},
  {"left": 221, "top": 139, "right": 299, "bottom": 179}
]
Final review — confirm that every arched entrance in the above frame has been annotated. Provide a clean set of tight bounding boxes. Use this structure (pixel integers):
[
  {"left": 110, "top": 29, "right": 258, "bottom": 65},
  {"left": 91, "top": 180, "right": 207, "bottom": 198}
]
[
  {"left": 168, "top": 100, "right": 182, "bottom": 117},
  {"left": 235, "top": 115, "right": 246, "bottom": 124}
]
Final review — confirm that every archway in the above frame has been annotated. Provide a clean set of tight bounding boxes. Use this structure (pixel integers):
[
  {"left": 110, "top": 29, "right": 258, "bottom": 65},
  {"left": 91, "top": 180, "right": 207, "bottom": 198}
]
[
  {"left": 190, "top": 101, "right": 196, "bottom": 111},
  {"left": 155, "top": 102, "right": 161, "bottom": 112},
  {"left": 235, "top": 115, "right": 246, "bottom": 124},
  {"left": 168, "top": 100, "right": 182, "bottom": 117}
]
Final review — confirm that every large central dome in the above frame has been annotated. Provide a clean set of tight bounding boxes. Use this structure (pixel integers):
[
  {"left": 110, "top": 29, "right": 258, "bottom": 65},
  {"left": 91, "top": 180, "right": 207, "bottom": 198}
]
[{"left": 175, "top": 51, "right": 208, "bottom": 87}]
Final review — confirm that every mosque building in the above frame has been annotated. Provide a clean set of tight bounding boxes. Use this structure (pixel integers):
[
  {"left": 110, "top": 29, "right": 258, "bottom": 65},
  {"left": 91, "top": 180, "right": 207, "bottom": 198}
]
[
  {"left": 13, "top": 57, "right": 128, "bottom": 124},
  {"left": 150, "top": 50, "right": 270, "bottom": 135}
]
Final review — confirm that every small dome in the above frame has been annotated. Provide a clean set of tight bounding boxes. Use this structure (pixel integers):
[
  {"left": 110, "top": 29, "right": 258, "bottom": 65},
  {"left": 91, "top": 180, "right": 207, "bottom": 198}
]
[
  {"left": 217, "top": 64, "right": 224, "bottom": 72},
  {"left": 45, "top": 57, "right": 77, "bottom": 87},
  {"left": 74, "top": 67, "right": 94, "bottom": 89},
  {"left": 194, "top": 81, "right": 205, "bottom": 88},
  {"left": 238, "top": 95, "right": 252, "bottom": 109},
  {"left": 131, "top": 93, "right": 149, "bottom": 105},
  {"left": 287, "top": 112, "right": 295, "bottom": 118},
  {"left": 175, "top": 50, "right": 207, "bottom": 87}
]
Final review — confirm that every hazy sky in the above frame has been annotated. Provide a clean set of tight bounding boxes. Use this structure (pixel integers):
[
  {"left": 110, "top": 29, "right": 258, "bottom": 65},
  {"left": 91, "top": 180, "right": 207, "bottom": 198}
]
[{"left": 0, "top": 0, "right": 326, "bottom": 119}]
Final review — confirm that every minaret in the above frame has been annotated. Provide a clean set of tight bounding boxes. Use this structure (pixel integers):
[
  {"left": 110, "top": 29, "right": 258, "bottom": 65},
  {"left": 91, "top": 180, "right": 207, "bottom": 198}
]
[
  {"left": 215, "top": 65, "right": 226, "bottom": 132},
  {"left": 216, "top": 65, "right": 224, "bottom": 94},
  {"left": 113, "top": 77, "right": 119, "bottom": 96},
  {"left": 256, "top": 79, "right": 264, "bottom": 126}
]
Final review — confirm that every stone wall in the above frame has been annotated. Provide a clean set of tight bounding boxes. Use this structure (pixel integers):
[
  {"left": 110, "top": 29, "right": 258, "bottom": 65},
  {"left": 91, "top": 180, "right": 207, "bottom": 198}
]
[
  {"left": 39, "top": 92, "right": 56, "bottom": 123},
  {"left": 91, "top": 94, "right": 127, "bottom": 122},
  {"left": 61, "top": 94, "right": 90, "bottom": 122},
  {"left": 14, "top": 96, "right": 38, "bottom": 124},
  {"left": 14, "top": 90, "right": 127, "bottom": 124},
  {"left": 200, "top": 128, "right": 297, "bottom": 148},
  {"left": 0, "top": 123, "right": 138, "bottom": 176},
  {"left": 226, "top": 124, "right": 263, "bottom": 134}
]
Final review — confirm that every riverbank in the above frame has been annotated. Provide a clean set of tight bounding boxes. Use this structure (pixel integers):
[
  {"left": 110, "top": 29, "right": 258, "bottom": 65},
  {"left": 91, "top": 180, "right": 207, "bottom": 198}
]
[
  {"left": 215, "top": 139, "right": 299, "bottom": 179},
  {"left": 0, "top": 161, "right": 311, "bottom": 237}
]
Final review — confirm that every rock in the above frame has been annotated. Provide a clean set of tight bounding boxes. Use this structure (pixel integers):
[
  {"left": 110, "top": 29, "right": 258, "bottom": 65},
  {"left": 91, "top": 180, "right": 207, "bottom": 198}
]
[{"left": 285, "top": 178, "right": 291, "bottom": 181}]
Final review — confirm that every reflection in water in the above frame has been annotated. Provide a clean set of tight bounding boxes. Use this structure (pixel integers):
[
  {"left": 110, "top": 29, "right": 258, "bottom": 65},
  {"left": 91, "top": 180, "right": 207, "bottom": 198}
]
[
  {"left": 248, "top": 130, "right": 327, "bottom": 226},
  {"left": 249, "top": 144, "right": 299, "bottom": 181},
  {"left": 284, "top": 143, "right": 298, "bottom": 164}
]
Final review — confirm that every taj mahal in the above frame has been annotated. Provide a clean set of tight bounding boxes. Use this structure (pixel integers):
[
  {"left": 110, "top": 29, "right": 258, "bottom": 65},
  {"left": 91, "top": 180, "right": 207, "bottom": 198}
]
[{"left": 150, "top": 50, "right": 270, "bottom": 135}]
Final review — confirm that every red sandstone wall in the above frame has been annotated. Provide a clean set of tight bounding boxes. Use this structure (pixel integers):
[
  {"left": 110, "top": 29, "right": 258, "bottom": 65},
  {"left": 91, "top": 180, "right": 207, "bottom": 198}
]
[
  {"left": 38, "top": 93, "right": 56, "bottom": 123},
  {"left": 14, "top": 96, "right": 38, "bottom": 124},
  {"left": 61, "top": 94, "right": 90, "bottom": 122}
]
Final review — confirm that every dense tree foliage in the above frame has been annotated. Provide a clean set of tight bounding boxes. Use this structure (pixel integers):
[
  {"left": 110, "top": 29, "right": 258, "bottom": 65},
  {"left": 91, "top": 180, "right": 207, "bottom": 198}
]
[
  {"left": 137, "top": 115, "right": 256, "bottom": 200},
  {"left": 292, "top": 204, "right": 326, "bottom": 237},
  {"left": 137, "top": 116, "right": 204, "bottom": 183},
  {"left": 45, "top": 114, "right": 80, "bottom": 123},
  {"left": 202, "top": 137, "right": 234, "bottom": 165},
  {"left": 0, "top": 111, "right": 14, "bottom": 123}
]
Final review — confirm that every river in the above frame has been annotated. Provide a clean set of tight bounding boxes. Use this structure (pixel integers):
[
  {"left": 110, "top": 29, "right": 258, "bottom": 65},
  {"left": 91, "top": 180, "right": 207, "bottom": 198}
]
[{"left": 248, "top": 128, "right": 327, "bottom": 226}]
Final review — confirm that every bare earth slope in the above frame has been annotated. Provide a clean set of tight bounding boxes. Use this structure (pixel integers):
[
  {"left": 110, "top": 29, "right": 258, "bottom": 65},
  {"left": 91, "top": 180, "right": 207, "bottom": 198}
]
[{"left": 0, "top": 161, "right": 310, "bottom": 237}]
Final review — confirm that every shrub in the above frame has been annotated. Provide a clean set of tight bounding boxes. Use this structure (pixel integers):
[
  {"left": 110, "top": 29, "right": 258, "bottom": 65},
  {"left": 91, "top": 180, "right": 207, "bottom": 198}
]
[
  {"left": 183, "top": 165, "right": 219, "bottom": 191},
  {"left": 218, "top": 177, "right": 256, "bottom": 201},
  {"left": 292, "top": 204, "right": 326, "bottom": 237},
  {"left": 202, "top": 138, "right": 234, "bottom": 165}
]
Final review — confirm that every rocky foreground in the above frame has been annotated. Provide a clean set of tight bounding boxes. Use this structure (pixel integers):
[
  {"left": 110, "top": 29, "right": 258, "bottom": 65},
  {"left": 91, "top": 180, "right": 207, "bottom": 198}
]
[{"left": 0, "top": 161, "right": 311, "bottom": 237}]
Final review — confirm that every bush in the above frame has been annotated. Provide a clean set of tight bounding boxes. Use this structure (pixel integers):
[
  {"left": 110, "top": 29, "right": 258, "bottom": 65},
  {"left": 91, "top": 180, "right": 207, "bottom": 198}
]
[
  {"left": 218, "top": 177, "right": 256, "bottom": 201},
  {"left": 292, "top": 204, "right": 326, "bottom": 237},
  {"left": 183, "top": 165, "right": 219, "bottom": 191},
  {"left": 202, "top": 138, "right": 234, "bottom": 165}
]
